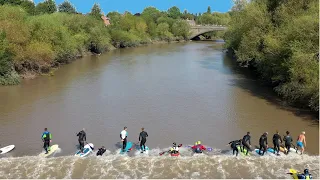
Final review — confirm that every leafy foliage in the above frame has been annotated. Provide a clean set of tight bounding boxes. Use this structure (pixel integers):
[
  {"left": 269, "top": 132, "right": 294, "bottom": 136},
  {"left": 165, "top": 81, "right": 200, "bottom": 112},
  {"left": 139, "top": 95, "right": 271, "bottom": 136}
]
[{"left": 225, "top": 0, "right": 319, "bottom": 112}]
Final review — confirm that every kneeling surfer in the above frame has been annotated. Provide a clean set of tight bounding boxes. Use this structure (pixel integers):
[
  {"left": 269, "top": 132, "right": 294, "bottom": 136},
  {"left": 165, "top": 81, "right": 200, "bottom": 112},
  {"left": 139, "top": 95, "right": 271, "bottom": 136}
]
[
  {"left": 297, "top": 169, "right": 313, "bottom": 179},
  {"left": 169, "top": 142, "right": 179, "bottom": 155},
  {"left": 227, "top": 139, "right": 242, "bottom": 156},
  {"left": 191, "top": 141, "right": 206, "bottom": 153},
  {"left": 96, "top": 146, "right": 106, "bottom": 156}
]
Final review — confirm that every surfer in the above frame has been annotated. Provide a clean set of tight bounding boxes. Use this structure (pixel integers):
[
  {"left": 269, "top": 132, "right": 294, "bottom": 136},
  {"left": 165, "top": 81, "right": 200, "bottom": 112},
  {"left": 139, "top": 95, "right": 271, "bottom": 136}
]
[
  {"left": 297, "top": 169, "right": 313, "bottom": 179},
  {"left": 272, "top": 130, "right": 282, "bottom": 155},
  {"left": 241, "top": 132, "right": 251, "bottom": 155},
  {"left": 258, "top": 132, "right": 268, "bottom": 156},
  {"left": 138, "top": 127, "right": 148, "bottom": 153},
  {"left": 41, "top": 128, "right": 52, "bottom": 154},
  {"left": 96, "top": 146, "right": 106, "bottom": 156},
  {"left": 76, "top": 128, "right": 86, "bottom": 153},
  {"left": 191, "top": 141, "right": 206, "bottom": 153},
  {"left": 283, "top": 131, "right": 293, "bottom": 154},
  {"left": 169, "top": 142, "right": 179, "bottom": 155},
  {"left": 296, "top": 131, "right": 306, "bottom": 155},
  {"left": 120, "top": 127, "right": 128, "bottom": 152},
  {"left": 227, "top": 139, "right": 242, "bottom": 156}
]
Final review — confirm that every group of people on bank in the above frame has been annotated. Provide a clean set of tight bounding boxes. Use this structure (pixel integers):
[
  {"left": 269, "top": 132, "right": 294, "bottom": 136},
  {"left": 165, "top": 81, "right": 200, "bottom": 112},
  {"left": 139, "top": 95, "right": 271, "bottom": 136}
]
[{"left": 227, "top": 130, "right": 307, "bottom": 156}]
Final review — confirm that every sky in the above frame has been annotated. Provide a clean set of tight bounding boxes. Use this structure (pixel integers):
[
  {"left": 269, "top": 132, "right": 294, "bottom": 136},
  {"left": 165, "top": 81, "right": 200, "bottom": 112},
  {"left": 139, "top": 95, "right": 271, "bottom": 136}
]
[{"left": 33, "top": 0, "right": 233, "bottom": 14}]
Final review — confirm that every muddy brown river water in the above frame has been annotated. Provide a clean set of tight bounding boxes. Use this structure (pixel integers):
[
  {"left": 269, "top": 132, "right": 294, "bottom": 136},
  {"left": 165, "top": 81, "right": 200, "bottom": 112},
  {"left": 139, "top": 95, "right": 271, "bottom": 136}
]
[{"left": 0, "top": 42, "right": 318, "bottom": 178}]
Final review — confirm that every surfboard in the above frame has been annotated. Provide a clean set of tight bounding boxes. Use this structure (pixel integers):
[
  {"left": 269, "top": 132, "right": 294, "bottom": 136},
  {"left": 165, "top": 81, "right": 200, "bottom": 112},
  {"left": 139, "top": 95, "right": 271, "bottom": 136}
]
[
  {"left": 289, "top": 169, "right": 299, "bottom": 179},
  {"left": 0, "top": 145, "right": 15, "bottom": 154},
  {"left": 135, "top": 144, "right": 150, "bottom": 154},
  {"left": 39, "top": 144, "right": 59, "bottom": 157},
  {"left": 254, "top": 148, "right": 277, "bottom": 156},
  {"left": 236, "top": 146, "right": 250, "bottom": 156},
  {"left": 119, "top": 141, "right": 133, "bottom": 154},
  {"left": 75, "top": 143, "right": 94, "bottom": 157}
]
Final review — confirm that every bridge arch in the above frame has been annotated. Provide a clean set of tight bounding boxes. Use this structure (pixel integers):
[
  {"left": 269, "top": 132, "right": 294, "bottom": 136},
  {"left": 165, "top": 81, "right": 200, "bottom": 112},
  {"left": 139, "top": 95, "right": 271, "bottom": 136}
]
[{"left": 189, "top": 26, "right": 227, "bottom": 40}]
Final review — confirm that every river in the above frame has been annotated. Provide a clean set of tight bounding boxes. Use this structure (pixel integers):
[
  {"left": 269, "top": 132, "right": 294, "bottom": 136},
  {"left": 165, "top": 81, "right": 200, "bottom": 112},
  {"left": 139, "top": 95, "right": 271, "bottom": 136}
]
[{"left": 0, "top": 42, "right": 318, "bottom": 178}]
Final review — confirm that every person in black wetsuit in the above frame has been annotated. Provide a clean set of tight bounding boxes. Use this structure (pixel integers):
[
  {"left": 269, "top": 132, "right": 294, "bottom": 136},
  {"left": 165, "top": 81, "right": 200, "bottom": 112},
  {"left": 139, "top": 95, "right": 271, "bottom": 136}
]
[
  {"left": 272, "top": 130, "right": 282, "bottom": 155},
  {"left": 241, "top": 132, "right": 251, "bottom": 155},
  {"left": 227, "top": 139, "right": 242, "bottom": 156},
  {"left": 259, "top": 132, "right": 268, "bottom": 156},
  {"left": 96, "top": 146, "right": 106, "bottom": 156},
  {"left": 139, "top": 127, "right": 148, "bottom": 153},
  {"left": 77, "top": 128, "right": 86, "bottom": 153},
  {"left": 283, "top": 131, "right": 293, "bottom": 155}
]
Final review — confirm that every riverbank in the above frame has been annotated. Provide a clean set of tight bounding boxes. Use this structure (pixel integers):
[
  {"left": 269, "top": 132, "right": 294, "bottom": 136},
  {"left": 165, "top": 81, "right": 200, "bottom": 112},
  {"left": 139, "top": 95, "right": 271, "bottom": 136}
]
[
  {"left": 224, "top": 0, "right": 319, "bottom": 113},
  {"left": 17, "top": 39, "right": 188, "bottom": 80},
  {"left": 0, "top": 4, "right": 193, "bottom": 86}
]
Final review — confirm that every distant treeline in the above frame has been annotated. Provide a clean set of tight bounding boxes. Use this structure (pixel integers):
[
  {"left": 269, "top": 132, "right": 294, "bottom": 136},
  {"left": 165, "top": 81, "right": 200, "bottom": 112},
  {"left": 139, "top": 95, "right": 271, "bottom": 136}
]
[
  {"left": 0, "top": 0, "right": 229, "bottom": 85},
  {"left": 225, "top": 0, "right": 319, "bottom": 113}
]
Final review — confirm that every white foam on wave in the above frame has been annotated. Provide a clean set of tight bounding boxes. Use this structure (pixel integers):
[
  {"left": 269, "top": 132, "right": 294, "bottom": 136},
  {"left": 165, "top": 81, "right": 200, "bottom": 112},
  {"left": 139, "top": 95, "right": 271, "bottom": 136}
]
[{"left": 0, "top": 148, "right": 318, "bottom": 179}]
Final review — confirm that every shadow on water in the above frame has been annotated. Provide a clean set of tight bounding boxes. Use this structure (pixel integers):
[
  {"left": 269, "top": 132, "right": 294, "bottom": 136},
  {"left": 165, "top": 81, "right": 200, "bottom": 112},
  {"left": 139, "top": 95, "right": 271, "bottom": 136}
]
[
  {"left": 197, "top": 44, "right": 318, "bottom": 125},
  {"left": 223, "top": 52, "right": 318, "bottom": 125}
]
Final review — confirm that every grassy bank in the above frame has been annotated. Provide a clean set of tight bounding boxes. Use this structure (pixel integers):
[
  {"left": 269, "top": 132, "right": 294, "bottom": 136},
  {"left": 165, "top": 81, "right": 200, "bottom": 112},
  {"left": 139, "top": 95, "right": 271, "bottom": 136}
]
[{"left": 224, "top": 0, "right": 319, "bottom": 113}]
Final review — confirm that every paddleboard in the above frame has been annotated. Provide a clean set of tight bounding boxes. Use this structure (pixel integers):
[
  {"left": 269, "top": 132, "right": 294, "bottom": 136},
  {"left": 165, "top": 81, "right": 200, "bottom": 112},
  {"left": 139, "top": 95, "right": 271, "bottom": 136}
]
[
  {"left": 0, "top": 145, "right": 15, "bottom": 154},
  {"left": 135, "top": 144, "right": 149, "bottom": 154},
  {"left": 236, "top": 146, "right": 251, "bottom": 156},
  {"left": 119, "top": 141, "right": 133, "bottom": 154},
  {"left": 39, "top": 144, "right": 59, "bottom": 157},
  {"left": 289, "top": 147, "right": 302, "bottom": 154},
  {"left": 171, "top": 152, "right": 180, "bottom": 157},
  {"left": 75, "top": 143, "right": 94, "bottom": 157},
  {"left": 254, "top": 148, "right": 277, "bottom": 156}
]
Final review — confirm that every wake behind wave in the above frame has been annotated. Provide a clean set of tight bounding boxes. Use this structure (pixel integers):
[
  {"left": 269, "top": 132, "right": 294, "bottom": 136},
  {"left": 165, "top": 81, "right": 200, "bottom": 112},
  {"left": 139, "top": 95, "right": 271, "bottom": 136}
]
[{"left": 0, "top": 147, "right": 318, "bottom": 179}]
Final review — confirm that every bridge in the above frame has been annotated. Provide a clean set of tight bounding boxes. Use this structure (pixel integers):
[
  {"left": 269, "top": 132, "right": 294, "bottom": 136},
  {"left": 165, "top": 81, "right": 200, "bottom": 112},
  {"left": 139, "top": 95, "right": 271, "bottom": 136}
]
[{"left": 189, "top": 25, "right": 227, "bottom": 40}]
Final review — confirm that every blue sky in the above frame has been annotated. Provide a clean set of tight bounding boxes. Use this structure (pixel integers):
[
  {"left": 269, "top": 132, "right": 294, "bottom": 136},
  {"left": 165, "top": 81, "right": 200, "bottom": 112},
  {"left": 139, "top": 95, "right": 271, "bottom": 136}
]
[{"left": 34, "top": 0, "right": 233, "bottom": 14}]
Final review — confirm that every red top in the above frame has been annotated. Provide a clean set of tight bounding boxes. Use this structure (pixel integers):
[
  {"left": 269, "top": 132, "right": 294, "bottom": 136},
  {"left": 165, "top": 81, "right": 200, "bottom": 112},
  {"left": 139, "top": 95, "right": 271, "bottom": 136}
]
[{"left": 191, "top": 144, "right": 206, "bottom": 150}]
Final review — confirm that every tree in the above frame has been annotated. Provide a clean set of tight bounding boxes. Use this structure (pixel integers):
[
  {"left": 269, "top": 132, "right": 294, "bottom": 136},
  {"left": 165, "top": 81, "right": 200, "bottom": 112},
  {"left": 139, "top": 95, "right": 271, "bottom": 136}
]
[
  {"left": 141, "top": 7, "right": 161, "bottom": 23},
  {"left": 20, "top": 0, "right": 36, "bottom": 15},
  {"left": 231, "top": 0, "right": 248, "bottom": 12},
  {"left": 167, "top": 6, "right": 181, "bottom": 19},
  {"left": 172, "top": 20, "right": 190, "bottom": 39},
  {"left": 35, "top": 0, "right": 57, "bottom": 14},
  {"left": 89, "top": 3, "right": 102, "bottom": 20},
  {"left": 207, "top": 6, "right": 211, "bottom": 14},
  {"left": 58, "top": 0, "right": 76, "bottom": 14},
  {"left": 0, "top": 32, "right": 12, "bottom": 77}
]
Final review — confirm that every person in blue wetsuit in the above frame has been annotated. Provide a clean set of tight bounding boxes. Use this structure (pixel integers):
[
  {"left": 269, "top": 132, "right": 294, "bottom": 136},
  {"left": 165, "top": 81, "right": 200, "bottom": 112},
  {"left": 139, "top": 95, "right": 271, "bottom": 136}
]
[
  {"left": 41, "top": 128, "right": 52, "bottom": 154},
  {"left": 297, "top": 169, "right": 313, "bottom": 179},
  {"left": 283, "top": 131, "right": 293, "bottom": 155},
  {"left": 120, "top": 127, "right": 128, "bottom": 152}
]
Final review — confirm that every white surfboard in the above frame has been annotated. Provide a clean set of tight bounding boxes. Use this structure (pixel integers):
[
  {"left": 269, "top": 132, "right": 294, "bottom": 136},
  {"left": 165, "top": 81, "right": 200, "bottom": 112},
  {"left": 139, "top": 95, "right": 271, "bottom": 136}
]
[
  {"left": 0, "top": 145, "right": 15, "bottom": 154},
  {"left": 39, "top": 144, "right": 59, "bottom": 157},
  {"left": 75, "top": 143, "right": 94, "bottom": 157}
]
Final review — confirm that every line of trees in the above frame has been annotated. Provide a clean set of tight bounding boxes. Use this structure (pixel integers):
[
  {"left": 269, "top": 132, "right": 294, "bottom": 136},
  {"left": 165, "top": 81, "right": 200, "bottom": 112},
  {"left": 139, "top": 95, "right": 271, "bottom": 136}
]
[
  {"left": 0, "top": 0, "right": 229, "bottom": 85},
  {"left": 224, "top": 0, "right": 319, "bottom": 112}
]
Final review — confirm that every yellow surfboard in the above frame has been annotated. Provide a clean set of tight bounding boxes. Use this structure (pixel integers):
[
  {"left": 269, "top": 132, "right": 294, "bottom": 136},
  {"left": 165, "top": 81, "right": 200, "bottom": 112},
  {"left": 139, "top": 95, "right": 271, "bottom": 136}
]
[
  {"left": 290, "top": 169, "right": 299, "bottom": 179},
  {"left": 39, "top": 144, "right": 59, "bottom": 158}
]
